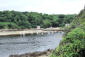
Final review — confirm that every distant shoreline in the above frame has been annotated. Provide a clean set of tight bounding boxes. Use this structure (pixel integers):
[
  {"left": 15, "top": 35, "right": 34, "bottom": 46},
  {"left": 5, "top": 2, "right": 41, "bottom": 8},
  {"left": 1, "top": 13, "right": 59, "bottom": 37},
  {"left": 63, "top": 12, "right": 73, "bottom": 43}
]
[{"left": 0, "top": 28, "right": 62, "bottom": 36}]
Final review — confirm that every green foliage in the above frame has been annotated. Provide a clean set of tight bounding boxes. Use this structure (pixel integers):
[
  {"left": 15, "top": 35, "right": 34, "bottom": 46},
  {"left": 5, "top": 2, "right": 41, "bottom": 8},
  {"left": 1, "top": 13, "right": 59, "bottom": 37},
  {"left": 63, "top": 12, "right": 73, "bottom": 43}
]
[
  {"left": 66, "top": 28, "right": 85, "bottom": 40},
  {"left": 0, "top": 11, "right": 75, "bottom": 29},
  {"left": 51, "top": 28, "right": 85, "bottom": 57},
  {"left": 80, "top": 22, "right": 85, "bottom": 31},
  {"left": 0, "top": 22, "right": 19, "bottom": 29},
  {"left": 42, "top": 19, "right": 52, "bottom": 28},
  {"left": 51, "top": 9, "right": 85, "bottom": 57}
]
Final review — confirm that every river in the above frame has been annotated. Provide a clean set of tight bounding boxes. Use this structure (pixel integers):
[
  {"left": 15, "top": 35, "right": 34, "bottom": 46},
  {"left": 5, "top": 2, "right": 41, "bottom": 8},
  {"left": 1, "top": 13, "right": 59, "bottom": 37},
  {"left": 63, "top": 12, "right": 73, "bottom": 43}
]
[{"left": 0, "top": 32, "right": 63, "bottom": 57}]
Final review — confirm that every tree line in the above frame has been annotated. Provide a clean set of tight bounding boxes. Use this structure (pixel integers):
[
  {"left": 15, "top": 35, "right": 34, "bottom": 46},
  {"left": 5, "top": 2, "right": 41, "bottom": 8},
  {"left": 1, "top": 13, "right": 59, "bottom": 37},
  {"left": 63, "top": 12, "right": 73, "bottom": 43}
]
[{"left": 0, "top": 11, "right": 76, "bottom": 29}]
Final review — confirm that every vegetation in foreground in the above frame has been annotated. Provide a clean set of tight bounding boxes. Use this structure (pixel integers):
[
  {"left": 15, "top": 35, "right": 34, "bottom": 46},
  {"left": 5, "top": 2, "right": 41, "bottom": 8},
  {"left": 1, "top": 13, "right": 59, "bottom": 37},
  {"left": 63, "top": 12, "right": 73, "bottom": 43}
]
[
  {"left": 50, "top": 9, "right": 85, "bottom": 57},
  {"left": 0, "top": 11, "right": 76, "bottom": 29}
]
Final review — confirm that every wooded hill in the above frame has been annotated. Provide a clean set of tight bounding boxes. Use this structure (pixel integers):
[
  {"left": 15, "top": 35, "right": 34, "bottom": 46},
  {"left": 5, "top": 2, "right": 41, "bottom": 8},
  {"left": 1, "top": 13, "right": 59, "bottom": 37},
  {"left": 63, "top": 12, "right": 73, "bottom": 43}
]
[{"left": 0, "top": 11, "right": 76, "bottom": 29}]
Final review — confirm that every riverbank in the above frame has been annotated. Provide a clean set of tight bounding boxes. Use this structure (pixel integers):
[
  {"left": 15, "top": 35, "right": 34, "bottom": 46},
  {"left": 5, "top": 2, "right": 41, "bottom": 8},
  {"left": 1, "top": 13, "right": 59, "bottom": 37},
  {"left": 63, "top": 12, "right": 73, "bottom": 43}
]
[
  {"left": 9, "top": 49, "right": 52, "bottom": 57},
  {"left": 0, "top": 28, "right": 62, "bottom": 36}
]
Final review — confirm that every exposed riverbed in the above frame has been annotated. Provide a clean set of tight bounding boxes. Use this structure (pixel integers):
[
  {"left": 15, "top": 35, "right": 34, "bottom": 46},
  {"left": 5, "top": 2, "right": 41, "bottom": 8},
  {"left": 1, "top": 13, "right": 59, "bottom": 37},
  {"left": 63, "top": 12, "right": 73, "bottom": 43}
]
[{"left": 0, "top": 32, "right": 63, "bottom": 57}]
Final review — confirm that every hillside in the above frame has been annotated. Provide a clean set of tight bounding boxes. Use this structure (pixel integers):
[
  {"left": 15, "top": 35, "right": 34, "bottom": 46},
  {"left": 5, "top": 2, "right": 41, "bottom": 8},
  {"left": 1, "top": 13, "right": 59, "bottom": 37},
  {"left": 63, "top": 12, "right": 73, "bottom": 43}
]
[
  {"left": 50, "top": 9, "right": 85, "bottom": 57},
  {"left": 0, "top": 11, "right": 75, "bottom": 29}
]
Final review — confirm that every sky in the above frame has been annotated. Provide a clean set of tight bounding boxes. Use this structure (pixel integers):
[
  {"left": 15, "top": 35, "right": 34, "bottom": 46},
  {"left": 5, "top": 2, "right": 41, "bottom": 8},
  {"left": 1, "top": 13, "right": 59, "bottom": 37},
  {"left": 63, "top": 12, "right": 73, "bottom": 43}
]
[{"left": 0, "top": 0, "right": 85, "bottom": 14}]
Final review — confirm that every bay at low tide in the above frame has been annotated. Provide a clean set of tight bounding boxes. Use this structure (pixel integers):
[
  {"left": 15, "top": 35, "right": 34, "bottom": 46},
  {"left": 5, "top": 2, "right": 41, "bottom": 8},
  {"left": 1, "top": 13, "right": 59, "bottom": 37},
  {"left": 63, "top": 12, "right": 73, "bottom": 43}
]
[{"left": 0, "top": 32, "right": 63, "bottom": 57}]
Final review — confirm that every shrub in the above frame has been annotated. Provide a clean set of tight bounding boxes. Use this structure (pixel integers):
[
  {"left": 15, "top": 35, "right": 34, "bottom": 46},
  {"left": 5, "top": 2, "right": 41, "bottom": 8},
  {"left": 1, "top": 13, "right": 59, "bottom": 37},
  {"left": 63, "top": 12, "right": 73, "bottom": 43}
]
[{"left": 50, "top": 28, "right": 85, "bottom": 57}]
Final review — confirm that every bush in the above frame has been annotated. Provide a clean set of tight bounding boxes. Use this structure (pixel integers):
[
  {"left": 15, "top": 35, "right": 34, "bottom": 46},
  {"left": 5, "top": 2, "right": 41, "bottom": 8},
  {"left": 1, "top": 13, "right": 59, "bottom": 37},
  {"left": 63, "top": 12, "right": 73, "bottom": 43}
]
[
  {"left": 66, "top": 28, "right": 85, "bottom": 41},
  {"left": 80, "top": 22, "right": 85, "bottom": 31},
  {"left": 50, "top": 28, "right": 85, "bottom": 57}
]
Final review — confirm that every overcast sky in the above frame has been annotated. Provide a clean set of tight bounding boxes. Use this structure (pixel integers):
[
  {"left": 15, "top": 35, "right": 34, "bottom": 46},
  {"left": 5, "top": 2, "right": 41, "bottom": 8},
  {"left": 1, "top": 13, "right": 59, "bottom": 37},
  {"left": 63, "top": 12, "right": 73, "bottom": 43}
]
[{"left": 0, "top": 0, "right": 85, "bottom": 14}]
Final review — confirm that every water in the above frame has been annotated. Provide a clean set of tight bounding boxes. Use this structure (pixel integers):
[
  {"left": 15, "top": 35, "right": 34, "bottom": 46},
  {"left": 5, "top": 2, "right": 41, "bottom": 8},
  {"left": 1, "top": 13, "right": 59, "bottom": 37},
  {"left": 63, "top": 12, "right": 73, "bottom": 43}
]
[{"left": 0, "top": 32, "right": 63, "bottom": 57}]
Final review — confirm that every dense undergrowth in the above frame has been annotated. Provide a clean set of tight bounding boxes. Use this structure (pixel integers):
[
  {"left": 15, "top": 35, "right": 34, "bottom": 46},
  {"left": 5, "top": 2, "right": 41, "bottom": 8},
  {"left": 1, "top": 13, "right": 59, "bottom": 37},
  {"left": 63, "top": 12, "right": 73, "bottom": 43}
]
[{"left": 50, "top": 9, "right": 85, "bottom": 57}]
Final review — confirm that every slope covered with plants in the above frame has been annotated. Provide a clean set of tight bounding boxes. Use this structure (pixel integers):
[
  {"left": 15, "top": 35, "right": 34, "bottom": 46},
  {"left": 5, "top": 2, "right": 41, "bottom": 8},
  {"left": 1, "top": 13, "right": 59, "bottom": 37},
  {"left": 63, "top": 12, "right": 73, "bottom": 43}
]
[
  {"left": 0, "top": 11, "right": 75, "bottom": 29},
  {"left": 50, "top": 9, "right": 85, "bottom": 57}
]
